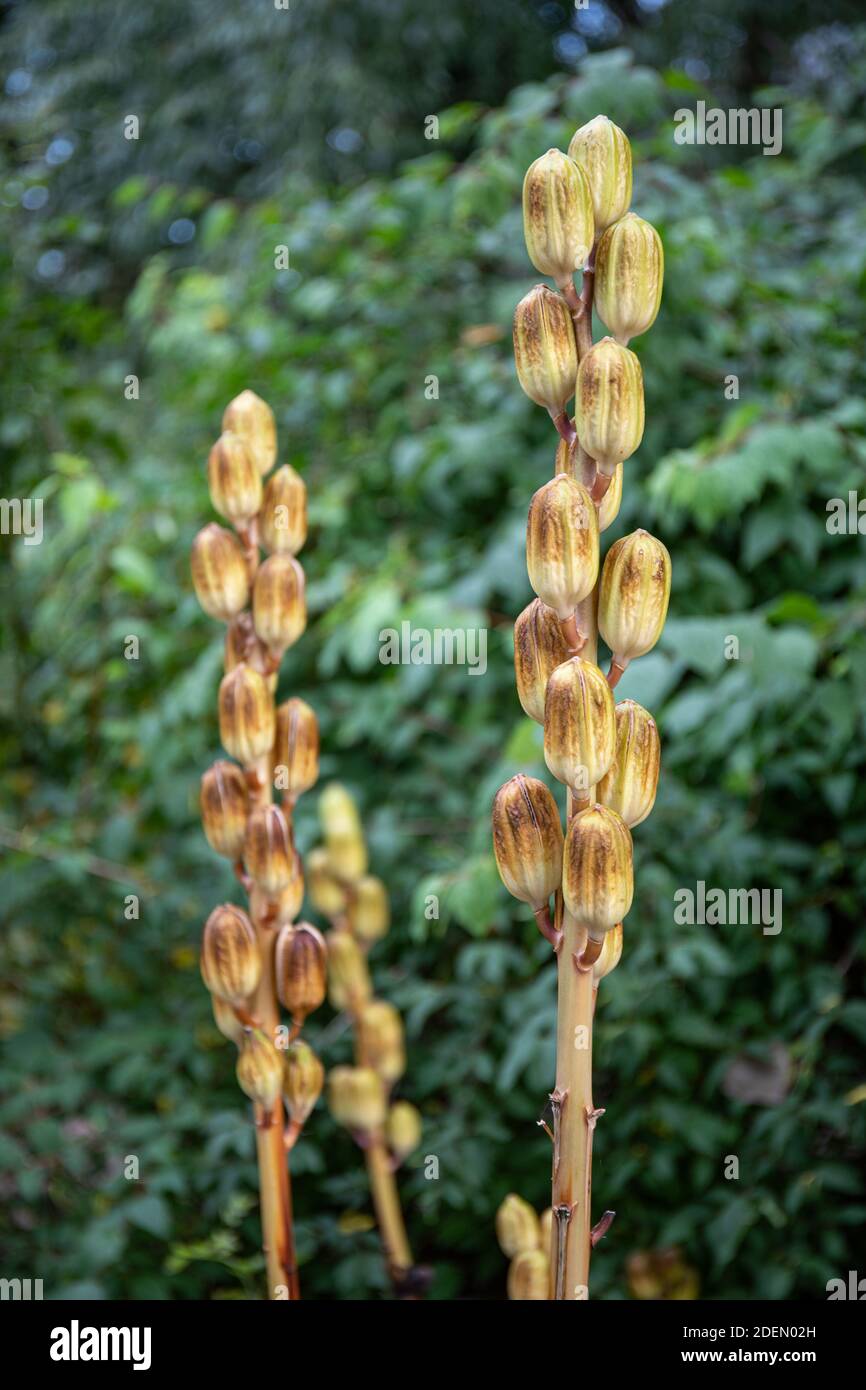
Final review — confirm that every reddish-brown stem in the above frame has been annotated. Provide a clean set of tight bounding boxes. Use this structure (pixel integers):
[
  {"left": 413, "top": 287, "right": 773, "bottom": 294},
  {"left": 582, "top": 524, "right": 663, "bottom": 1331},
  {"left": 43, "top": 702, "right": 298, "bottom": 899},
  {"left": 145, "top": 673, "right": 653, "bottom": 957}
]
[
  {"left": 551, "top": 410, "right": 577, "bottom": 446},
  {"left": 533, "top": 903, "right": 563, "bottom": 952},
  {"left": 607, "top": 657, "right": 629, "bottom": 690},
  {"left": 559, "top": 611, "right": 587, "bottom": 657},
  {"left": 590, "top": 470, "right": 612, "bottom": 505}
]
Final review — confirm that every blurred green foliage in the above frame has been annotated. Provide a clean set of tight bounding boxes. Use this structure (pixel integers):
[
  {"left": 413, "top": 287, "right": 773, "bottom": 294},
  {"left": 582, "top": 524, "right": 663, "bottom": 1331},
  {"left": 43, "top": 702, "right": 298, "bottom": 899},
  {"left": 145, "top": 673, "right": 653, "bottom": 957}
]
[{"left": 1, "top": 5, "right": 865, "bottom": 1300}]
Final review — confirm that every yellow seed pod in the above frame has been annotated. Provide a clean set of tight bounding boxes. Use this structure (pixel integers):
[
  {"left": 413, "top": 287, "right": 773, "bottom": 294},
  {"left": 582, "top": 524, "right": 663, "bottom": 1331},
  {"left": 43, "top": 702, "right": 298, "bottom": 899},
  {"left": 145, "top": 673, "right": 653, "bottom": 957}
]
[
  {"left": 190, "top": 523, "right": 250, "bottom": 622},
  {"left": 327, "top": 930, "right": 372, "bottom": 1011},
  {"left": 222, "top": 389, "right": 277, "bottom": 475},
  {"left": 523, "top": 149, "right": 594, "bottom": 286},
  {"left": 259, "top": 463, "right": 307, "bottom": 555},
  {"left": 513, "top": 285, "right": 577, "bottom": 414},
  {"left": 207, "top": 431, "right": 263, "bottom": 526},
  {"left": 360, "top": 1000, "right": 406, "bottom": 1084},
  {"left": 307, "top": 846, "right": 349, "bottom": 917},
  {"left": 236, "top": 1028, "right": 285, "bottom": 1110},
  {"left": 496, "top": 1193, "right": 541, "bottom": 1258},
  {"left": 320, "top": 784, "right": 367, "bottom": 882},
  {"left": 491, "top": 774, "right": 563, "bottom": 910},
  {"left": 218, "top": 663, "right": 275, "bottom": 767},
  {"left": 243, "top": 803, "right": 296, "bottom": 896},
  {"left": 252, "top": 553, "right": 306, "bottom": 657},
  {"left": 348, "top": 875, "right": 390, "bottom": 944},
  {"left": 328, "top": 1065, "right": 387, "bottom": 1133},
  {"left": 274, "top": 698, "right": 319, "bottom": 801},
  {"left": 575, "top": 337, "right": 644, "bottom": 476},
  {"left": 526, "top": 475, "right": 599, "bottom": 620},
  {"left": 593, "top": 921, "right": 623, "bottom": 983},
  {"left": 597, "top": 699, "right": 660, "bottom": 828},
  {"left": 563, "top": 804, "right": 633, "bottom": 942},
  {"left": 539, "top": 1207, "right": 553, "bottom": 1254},
  {"left": 275, "top": 921, "right": 328, "bottom": 1024},
  {"left": 507, "top": 1249, "right": 549, "bottom": 1301},
  {"left": 283, "top": 1040, "right": 325, "bottom": 1125},
  {"left": 599, "top": 529, "right": 671, "bottom": 666},
  {"left": 597, "top": 461, "right": 624, "bottom": 532},
  {"left": 595, "top": 213, "right": 664, "bottom": 346},
  {"left": 212, "top": 995, "right": 246, "bottom": 1047},
  {"left": 567, "top": 115, "right": 632, "bottom": 235},
  {"left": 514, "top": 597, "right": 571, "bottom": 726},
  {"left": 543, "top": 657, "right": 616, "bottom": 793},
  {"left": 200, "top": 903, "right": 261, "bottom": 1006},
  {"left": 248, "top": 860, "right": 304, "bottom": 929},
  {"left": 386, "top": 1101, "right": 422, "bottom": 1162},
  {"left": 200, "top": 759, "right": 249, "bottom": 860}
]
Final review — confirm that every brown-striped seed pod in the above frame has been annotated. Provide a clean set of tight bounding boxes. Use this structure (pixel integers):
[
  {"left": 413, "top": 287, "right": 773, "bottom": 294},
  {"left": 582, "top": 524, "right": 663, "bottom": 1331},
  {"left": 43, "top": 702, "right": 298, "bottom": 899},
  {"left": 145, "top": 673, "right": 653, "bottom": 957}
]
[
  {"left": 218, "top": 663, "right": 275, "bottom": 767},
  {"left": 513, "top": 285, "right": 577, "bottom": 414},
  {"left": 496, "top": 1193, "right": 541, "bottom": 1258},
  {"left": 359, "top": 1000, "right": 405, "bottom": 1084},
  {"left": 347, "top": 875, "right": 390, "bottom": 944},
  {"left": 243, "top": 803, "right": 295, "bottom": 896},
  {"left": 567, "top": 115, "right": 632, "bottom": 235},
  {"left": 212, "top": 995, "right": 246, "bottom": 1047},
  {"left": 523, "top": 149, "right": 594, "bottom": 286},
  {"left": 222, "top": 390, "right": 277, "bottom": 476},
  {"left": 224, "top": 611, "right": 258, "bottom": 673},
  {"left": 386, "top": 1101, "right": 422, "bottom": 1163},
  {"left": 236, "top": 1028, "right": 285, "bottom": 1110},
  {"left": 207, "top": 431, "right": 262, "bottom": 526},
  {"left": 307, "top": 846, "right": 349, "bottom": 917},
  {"left": 275, "top": 921, "right": 328, "bottom": 1024},
  {"left": 190, "top": 523, "right": 250, "bottom": 622},
  {"left": 274, "top": 697, "right": 319, "bottom": 801},
  {"left": 491, "top": 774, "right": 564, "bottom": 910},
  {"left": 595, "top": 213, "right": 664, "bottom": 346},
  {"left": 328, "top": 1065, "right": 387, "bottom": 1133},
  {"left": 252, "top": 553, "right": 306, "bottom": 657},
  {"left": 563, "top": 804, "right": 633, "bottom": 942},
  {"left": 599, "top": 529, "right": 671, "bottom": 667},
  {"left": 283, "top": 1040, "right": 325, "bottom": 1126},
  {"left": 593, "top": 921, "right": 623, "bottom": 983},
  {"left": 575, "top": 337, "right": 644, "bottom": 477},
  {"left": 200, "top": 759, "right": 249, "bottom": 860},
  {"left": 327, "top": 930, "right": 372, "bottom": 1011},
  {"left": 320, "top": 784, "right": 368, "bottom": 882},
  {"left": 597, "top": 699, "right": 660, "bottom": 828},
  {"left": 514, "top": 597, "right": 571, "bottom": 726},
  {"left": 526, "top": 474, "right": 599, "bottom": 620},
  {"left": 260, "top": 464, "right": 307, "bottom": 556},
  {"left": 249, "top": 858, "right": 304, "bottom": 929},
  {"left": 543, "top": 657, "right": 616, "bottom": 793},
  {"left": 508, "top": 1249, "right": 549, "bottom": 1301},
  {"left": 200, "top": 903, "right": 261, "bottom": 1006}
]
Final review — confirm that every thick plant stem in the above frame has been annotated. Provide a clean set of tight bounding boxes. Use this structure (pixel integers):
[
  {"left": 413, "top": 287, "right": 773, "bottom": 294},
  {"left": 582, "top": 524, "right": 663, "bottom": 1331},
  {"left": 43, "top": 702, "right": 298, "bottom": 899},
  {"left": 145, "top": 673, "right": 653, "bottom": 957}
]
[{"left": 364, "top": 1136, "right": 414, "bottom": 1289}]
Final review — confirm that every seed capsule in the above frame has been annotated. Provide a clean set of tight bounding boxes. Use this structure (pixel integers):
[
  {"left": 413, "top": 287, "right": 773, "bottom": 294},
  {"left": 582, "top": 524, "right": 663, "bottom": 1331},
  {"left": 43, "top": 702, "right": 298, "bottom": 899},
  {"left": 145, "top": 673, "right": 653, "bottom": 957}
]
[
  {"left": 386, "top": 1101, "right": 422, "bottom": 1162},
  {"left": 575, "top": 337, "right": 644, "bottom": 476},
  {"left": 523, "top": 149, "right": 594, "bottom": 286},
  {"left": 327, "top": 930, "right": 372, "bottom": 1011},
  {"left": 224, "top": 611, "right": 260, "bottom": 673},
  {"left": 595, "top": 213, "right": 664, "bottom": 346},
  {"left": 563, "top": 804, "right": 633, "bottom": 941},
  {"left": 599, "top": 529, "right": 671, "bottom": 669},
  {"left": 243, "top": 804, "right": 295, "bottom": 896},
  {"left": 514, "top": 597, "right": 571, "bottom": 725},
  {"left": 513, "top": 285, "right": 577, "bottom": 414},
  {"left": 360, "top": 1000, "right": 405, "bottom": 1084},
  {"left": 253, "top": 553, "right": 306, "bottom": 657},
  {"left": 496, "top": 1193, "right": 541, "bottom": 1258},
  {"left": 249, "top": 861, "right": 304, "bottom": 929},
  {"left": 307, "top": 846, "right": 349, "bottom": 917},
  {"left": 283, "top": 1040, "right": 325, "bottom": 1125},
  {"left": 190, "top": 523, "right": 250, "bottom": 622},
  {"left": 328, "top": 1065, "right": 387, "bottom": 1133},
  {"left": 320, "top": 784, "right": 368, "bottom": 882},
  {"left": 593, "top": 921, "right": 623, "bottom": 983},
  {"left": 508, "top": 1249, "right": 549, "bottom": 1301},
  {"left": 259, "top": 464, "right": 307, "bottom": 555},
  {"left": 275, "top": 921, "right": 328, "bottom": 1024},
  {"left": 567, "top": 115, "right": 632, "bottom": 235},
  {"left": 218, "top": 663, "right": 275, "bottom": 767},
  {"left": 543, "top": 657, "right": 616, "bottom": 793},
  {"left": 526, "top": 475, "right": 599, "bottom": 620},
  {"left": 236, "top": 1028, "right": 285, "bottom": 1110},
  {"left": 347, "top": 875, "right": 390, "bottom": 944},
  {"left": 207, "top": 431, "right": 262, "bottom": 526},
  {"left": 200, "top": 759, "right": 249, "bottom": 860},
  {"left": 212, "top": 995, "right": 245, "bottom": 1047},
  {"left": 597, "top": 700, "right": 660, "bottom": 828},
  {"left": 491, "top": 774, "right": 563, "bottom": 910},
  {"left": 222, "top": 390, "right": 277, "bottom": 475},
  {"left": 200, "top": 903, "right": 261, "bottom": 1005},
  {"left": 274, "top": 698, "right": 319, "bottom": 801}
]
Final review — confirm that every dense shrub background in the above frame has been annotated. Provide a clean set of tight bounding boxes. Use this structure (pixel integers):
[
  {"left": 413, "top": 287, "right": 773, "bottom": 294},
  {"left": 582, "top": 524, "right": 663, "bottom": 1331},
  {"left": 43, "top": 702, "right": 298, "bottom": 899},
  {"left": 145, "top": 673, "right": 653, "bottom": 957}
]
[{"left": 1, "top": 1, "right": 864, "bottom": 1299}]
